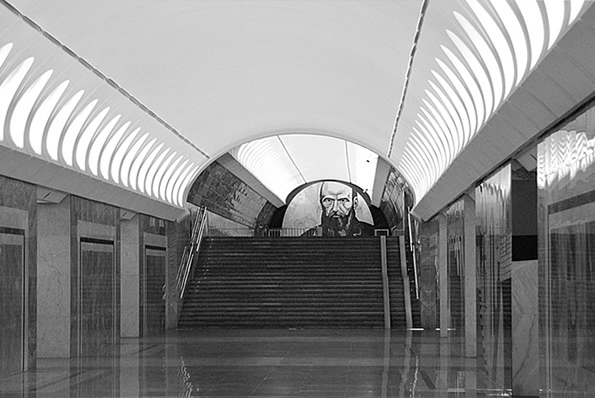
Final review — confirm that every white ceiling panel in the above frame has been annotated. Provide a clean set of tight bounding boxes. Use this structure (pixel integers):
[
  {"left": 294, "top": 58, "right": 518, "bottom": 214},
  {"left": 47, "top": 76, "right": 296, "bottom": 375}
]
[
  {"left": 280, "top": 135, "right": 349, "bottom": 184},
  {"left": 3, "top": 0, "right": 595, "bottom": 221}
]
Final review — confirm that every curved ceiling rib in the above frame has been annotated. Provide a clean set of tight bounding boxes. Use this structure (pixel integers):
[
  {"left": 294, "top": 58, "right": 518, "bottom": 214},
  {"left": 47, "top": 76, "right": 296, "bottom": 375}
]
[
  {"left": 0, "top": 9, "right": 207, "bottom": 210},
  {"left": 394, "top": 0, "right": 586, "bottom": 204}
]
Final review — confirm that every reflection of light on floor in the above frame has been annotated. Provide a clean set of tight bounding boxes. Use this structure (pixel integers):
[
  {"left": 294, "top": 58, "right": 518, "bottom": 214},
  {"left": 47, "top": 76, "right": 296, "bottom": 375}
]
[
  {"left": 381, "top": 330, "right": 390, "bottom": 398},
  {"left": 484, "top": 390, "right": 512, "bottom": 397},
  {"left": 408, "top": 327, "right": 457, "bottom": 331}
]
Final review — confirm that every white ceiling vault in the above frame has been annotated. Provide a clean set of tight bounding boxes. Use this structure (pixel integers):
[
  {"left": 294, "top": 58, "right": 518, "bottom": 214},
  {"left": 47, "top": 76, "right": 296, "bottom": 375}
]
[
  {"left": 230, "top": 134, "right": 379, "bottom": 204},
  {"left": 1, "top": 0, "right": 594, "bottom": 221}
]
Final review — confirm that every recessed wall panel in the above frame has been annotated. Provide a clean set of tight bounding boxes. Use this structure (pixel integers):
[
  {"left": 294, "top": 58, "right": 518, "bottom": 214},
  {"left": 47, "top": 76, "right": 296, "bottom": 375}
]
[
  {"left": 538, "top": 106, "right": 595, "bottom": 394},
  {"left": 80, "top": 240, "right": 115, "bottom": 357},
  {"left": 0, "top": 230, "right": 24, "bottom": 378}
]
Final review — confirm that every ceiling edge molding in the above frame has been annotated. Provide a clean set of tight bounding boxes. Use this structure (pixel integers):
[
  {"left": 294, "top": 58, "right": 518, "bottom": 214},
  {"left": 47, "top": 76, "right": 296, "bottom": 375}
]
[{"left": 0, "top": 145, "right": 188, "bottom": 221}]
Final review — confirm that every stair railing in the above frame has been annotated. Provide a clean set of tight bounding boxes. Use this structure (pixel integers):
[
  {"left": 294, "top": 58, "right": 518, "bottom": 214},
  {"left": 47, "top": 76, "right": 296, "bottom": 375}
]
[
  {"left": 176, "top": 206, "right": 208, "bottom": 299},
  {"left": 399, "top": 234, "right": 413, "bottom": 329},
  {"left": 408, "top": 211, "right": 420, "bottom": 299},
  {"left": 380, "top": 235, "right": 391, "bottom": 330}
]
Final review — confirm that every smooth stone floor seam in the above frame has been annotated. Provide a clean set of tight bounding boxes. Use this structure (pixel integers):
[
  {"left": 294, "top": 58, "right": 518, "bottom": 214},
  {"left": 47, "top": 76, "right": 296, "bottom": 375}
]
[{"left": 0, "top": 329, "right": 517, "bottom": 397}]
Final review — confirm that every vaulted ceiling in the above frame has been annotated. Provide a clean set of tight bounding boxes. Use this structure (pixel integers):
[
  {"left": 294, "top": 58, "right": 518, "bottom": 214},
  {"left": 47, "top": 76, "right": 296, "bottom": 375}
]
[{"left": 1, "top": 0, "right": 594, "bottom": 220}]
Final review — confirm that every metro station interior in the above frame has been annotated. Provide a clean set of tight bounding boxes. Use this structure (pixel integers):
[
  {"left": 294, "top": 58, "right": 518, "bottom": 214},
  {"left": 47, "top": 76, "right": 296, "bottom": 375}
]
[{"left": 1, "top": 0, "right": 595, "bottom": 396}]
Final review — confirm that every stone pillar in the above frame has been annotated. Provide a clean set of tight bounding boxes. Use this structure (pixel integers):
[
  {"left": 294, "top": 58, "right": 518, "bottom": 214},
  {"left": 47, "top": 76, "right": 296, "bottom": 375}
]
[
  {"left": 511, "top": 260, "right": 539, "bottom": 396},
  {"left": 511, "top": 173, "right": 538, "bottom": 396},
  {"left": 463, "top": 194, "right": 477, "bottom": 357},
  {"left": 37, "top": 199, "right": 71, "bottom": 357},
  {"left": 439, "top": 213, "right": 448, "bottom": 338},
  {"left": 121, "top": 215, "right": 140, "bottom": 337},
  {"left": 419, "top": 218, "right": 438, "bottom": 329}
]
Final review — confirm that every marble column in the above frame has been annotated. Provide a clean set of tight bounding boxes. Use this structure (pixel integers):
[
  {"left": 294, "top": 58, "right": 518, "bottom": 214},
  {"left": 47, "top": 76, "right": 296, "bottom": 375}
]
[
  {"left": 121, "top": 215, "right": 140, "bottom": 337},
  {"left": 439, "top": 213, "right": 448, "bottom": 338},
  {"left": 37, "top": 199, "right": 71, "bottom": 358},
  {"left": 511, "top": 260, "right": 538, "bottom": 396},
  {"left": 419, "top": 219, "right": 438, "bottom": 329},
  {"left": 463, "top": 195, "right": 477, "bottom": 357}
]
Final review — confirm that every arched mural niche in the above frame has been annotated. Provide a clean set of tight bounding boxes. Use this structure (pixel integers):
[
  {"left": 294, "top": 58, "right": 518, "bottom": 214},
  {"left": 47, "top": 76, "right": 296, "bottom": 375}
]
[{"left": 282, "top": 180, "right": 375, "bottom": 237}]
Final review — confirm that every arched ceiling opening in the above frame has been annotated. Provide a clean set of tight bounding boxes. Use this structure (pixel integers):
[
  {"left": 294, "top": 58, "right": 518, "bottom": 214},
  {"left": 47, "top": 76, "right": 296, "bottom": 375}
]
[
  {"left": 1, "top": 0, "right": 594, "bottom": 221},
  {"left": 229, "top": 134, "right": 380, "bottom": 204}
]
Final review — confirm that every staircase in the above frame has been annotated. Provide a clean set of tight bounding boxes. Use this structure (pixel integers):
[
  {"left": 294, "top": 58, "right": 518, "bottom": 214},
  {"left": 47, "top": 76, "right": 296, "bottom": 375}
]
[{"left": 178, "top": 236, "right": 410, "bottom": 329}]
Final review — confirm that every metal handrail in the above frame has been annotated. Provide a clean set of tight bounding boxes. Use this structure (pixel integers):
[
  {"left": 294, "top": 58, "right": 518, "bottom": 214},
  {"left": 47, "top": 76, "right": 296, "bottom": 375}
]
[
  {"left": 203, "top": 227, "right": 314, "bottom": 237},
  {"left": 176, "top": 207, "right": 208, "bottom": 299},
  {"left": 408, "top": 212, "right": 420, "bottom": 300}
]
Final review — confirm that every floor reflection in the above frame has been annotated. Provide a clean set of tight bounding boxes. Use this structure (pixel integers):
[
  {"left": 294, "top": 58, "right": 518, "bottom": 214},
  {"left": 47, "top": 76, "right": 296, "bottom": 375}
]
[{"left": 0, "top": 329, "right": 513, "bottom": 397}]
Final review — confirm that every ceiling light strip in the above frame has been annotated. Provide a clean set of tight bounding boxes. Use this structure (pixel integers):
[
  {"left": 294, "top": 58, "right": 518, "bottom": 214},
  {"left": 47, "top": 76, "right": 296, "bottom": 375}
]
[
  {"left": 399, "top": 0, "right": 578, "bottom": 201},
  {"left": 0, "top": 31, "right": 202, "bottom": 208},
  {"left": 5, "top": 2, "right": 209, "bottom": 160},
  {"left": 277, "top": 136, "right": 306, "bottom": 184},
  {"left": 387, "top": 0, "right": 430, "bottom": 158},
  {"left": 344, "top": 140, "right": 352, "bottom": 183}
]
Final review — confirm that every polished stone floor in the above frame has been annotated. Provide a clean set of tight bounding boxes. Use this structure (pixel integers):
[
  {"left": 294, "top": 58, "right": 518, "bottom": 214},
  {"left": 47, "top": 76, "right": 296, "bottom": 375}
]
[{"left": 0, "top": 329, "right": 512, "bottom": 397}]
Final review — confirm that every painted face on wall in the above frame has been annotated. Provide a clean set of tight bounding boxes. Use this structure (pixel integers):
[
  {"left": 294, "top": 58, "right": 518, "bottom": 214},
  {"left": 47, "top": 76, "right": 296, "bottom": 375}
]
[{"left": 320, "top": 181, "right": 355, "bottom": 219}]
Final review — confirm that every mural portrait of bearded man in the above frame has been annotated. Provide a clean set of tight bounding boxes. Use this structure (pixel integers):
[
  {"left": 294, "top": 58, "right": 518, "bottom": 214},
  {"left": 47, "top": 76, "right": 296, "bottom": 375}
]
[{"left": 304, "top": 181, "right": 375, "bottom": 237}]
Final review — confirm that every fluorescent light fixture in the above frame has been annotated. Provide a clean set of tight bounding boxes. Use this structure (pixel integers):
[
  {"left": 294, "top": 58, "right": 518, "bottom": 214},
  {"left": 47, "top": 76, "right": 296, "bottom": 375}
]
[
  {"left": 89, "top": 114, "right": 120, "bottom": 175},
  {"left": 0, "top": 57, "right": 34, "bottom": 141},
  {"left": 0, "top": 43, "right": 12, "bottom": 70},
  {"left": 11, "top": 69, "right": 53, "bottom": 148},
  {"left": 47, "top": 89, "right": 84, "bottom": 161},
  {"left": 63, "top": 98, "right": 97, "bottom": 165},
  {"left": 468, "top": 0, "right": 515, "bottom": 98},
  {"left": 545, "top": 0, "right": 565, "bottom": 49},
  {"left": 75, "top": 106, "right": 109, "bottom": 170},
  {"left": 111, "top": 127, "right": 140, "bottom": 184},
  {"left": 129, "top": 138, "right": 155, "bottom": 190},
  {"left": 490, "top": 0, "right": 527, "bottom": 86},
  {"left": 100, "top": 121, "right": 130, "bottom": 179},
  {"left": 31, "top": 80, "right": 69, "bottom": 154},
  {"left": 517, "top": 0, "right": 544, "bottom": 70}
]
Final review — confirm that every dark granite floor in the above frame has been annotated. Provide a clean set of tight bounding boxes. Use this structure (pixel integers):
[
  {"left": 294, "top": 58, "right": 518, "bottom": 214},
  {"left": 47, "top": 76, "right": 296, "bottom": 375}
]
[{"left": 0, "top": 328, "right": 512, "bottom": 397}]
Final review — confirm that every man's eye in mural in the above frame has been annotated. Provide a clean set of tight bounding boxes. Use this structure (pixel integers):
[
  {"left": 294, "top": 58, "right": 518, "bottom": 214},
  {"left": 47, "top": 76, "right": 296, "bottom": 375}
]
[{"left": 322, "top": 196, "right": 352, "bottom": 216}]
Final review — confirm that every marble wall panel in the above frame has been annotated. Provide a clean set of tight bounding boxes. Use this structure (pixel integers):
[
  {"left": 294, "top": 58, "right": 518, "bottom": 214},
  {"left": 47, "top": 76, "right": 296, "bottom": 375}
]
[
  {"left": 74, "top": 196, "right": 119, "bottom": 226},
  {"left": 167, "top": 219, "right": 188, "bottom": 329},
  {"left": 139, "top": 227, "right": 167, "bottom": 336},
  {"left": 0, "top": 232, "right": 25, "bottom": 378},
  {"left": 71, "top": 196, "right": 120, "bottom": 358},
  {"left": 206, "top": 210, "right": 253, "bottom": 236},
  {"left": 475, "top": 164, "right": 512, "bottom": 391},
  {"left": 187, "top": 160, "right": 276, "bottom": 228},
  {"left": 511, "top": 173, "right": 538, "bottom": 261},
  {"left": 121, "top": 215, "right": 140, "bottom": 337},
  {"left": 538, "top": 107, "right": 595, "bottom": 396},
  {"left": 419, "top": 217, "right": 438, "bottom": 329},
  {"left": 140, "top": 215, "right": 166, "bottom": 236},
  {"left": 511, "top": 260, "right": 539, "bottom": 396},
  {"left": 80, "top": 241, "right": 116, "bottom": 356},
  {"left": 446, "top": 200, "right": 464, "bottom": 335},
  {"left": 0, "top": 176, "right": 36, "bottom": 373},
  {"left": 463, "top": 195, "right": 477, "bottom": 358},
  {"left": 37, "top": 200, "right": 71, "bottom": 358},
  {"left": 439, "top": 215, "right": 448, "bottom": 337},
  {"left": 144, "top": 248, "right": 166, "bottom": 335},
  {"left": 379, "top": 168, "right": 408, "bottom": 231}
]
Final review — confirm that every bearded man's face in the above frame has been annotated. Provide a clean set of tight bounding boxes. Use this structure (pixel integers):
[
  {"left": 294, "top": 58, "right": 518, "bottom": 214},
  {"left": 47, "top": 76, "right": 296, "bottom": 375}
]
[{"left": 320, "top": 182, "right": 355, "bottom": 226}]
